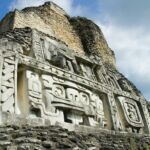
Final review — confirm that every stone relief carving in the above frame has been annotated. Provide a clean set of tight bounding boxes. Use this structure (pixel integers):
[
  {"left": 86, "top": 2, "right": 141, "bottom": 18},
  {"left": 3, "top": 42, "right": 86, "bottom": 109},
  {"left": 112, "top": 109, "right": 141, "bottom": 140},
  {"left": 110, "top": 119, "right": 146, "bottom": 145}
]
[
  {"left": 32, "top": 30, "right": 45, "bottom": 61},
  {"left": 26, "top": 72, "right": 60, "bottom": 118},
  {"left": 66, "top": 113, "right": 83, "bottom": 125},
  {"left": 117, "top": 96, "right": 144, "bottom": 131},
  {"left": 53, "top": 84, "right": 66, "bottom": 99},
  {"left": 80, "top": 92, "right": 90, "bottom": 105},
  {"left": 95, "top": 66, "right": 107, "bottom": 84},
  {"left": 106, "top": 75, "right": 119, "bottom": 89},
  {"left": 1, "top": 56, "right": 16, "bottom": 113},
  {"left": 118, "top": 78, "right": 132, "bottom": 92},
  {"left": 89, "top": 93, "right": 106, "bottom": 127},
  {"left": 0, "top": 28, "right": 149, "bottom": 134},
  {"left": 43, "top": 40, "right": 58, "bottom": 62},
  {"left": 50, "top": 52, "right": 81, "bottom": 74},
  {"left": 66, "top": 88, "right": 80, "bottom": 102},
  {"left": 26, "top": 71, "right": 42, "bottom": 116},
  {"left": 142, "top": 100, "right": 150, "bottom": 132},
  {"left": 108, "top": 93, "right": 123, "bottom": 130},
  {"left": 32, "top": 31, "right": 81, "bottom": 74},
  {"left": 124, "top": 102, "right": 139, "bottom": 123},
  {"left": 27, "top": 71, "right": 42, "bottom": 99},
  {"left": 42, "top": 75, "right": 55, "bottom": 113},
  {"left": 79, "top": 63, "right": 96, "bottom": 80},
  {"left": 25, "top": 71, "right": 108, "bottom": 127}
]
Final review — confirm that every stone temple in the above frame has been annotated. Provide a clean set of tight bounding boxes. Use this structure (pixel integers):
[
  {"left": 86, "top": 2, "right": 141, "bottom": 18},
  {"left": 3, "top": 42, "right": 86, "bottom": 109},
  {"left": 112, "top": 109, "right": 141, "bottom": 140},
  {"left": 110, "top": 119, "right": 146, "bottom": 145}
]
[{"left": 0, "top": 1, "right": 150, "bottom": 144}]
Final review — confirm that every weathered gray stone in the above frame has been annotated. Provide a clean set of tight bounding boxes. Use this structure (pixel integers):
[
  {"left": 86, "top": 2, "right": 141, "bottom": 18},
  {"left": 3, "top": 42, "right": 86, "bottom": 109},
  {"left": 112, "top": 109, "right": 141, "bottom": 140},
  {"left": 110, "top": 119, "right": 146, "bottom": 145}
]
[
  {"left": 42, "top": 141, "right": 53, "bottom": 148},
  {"left": 0, "top": 1, "right": 150, "bottom": 149}
]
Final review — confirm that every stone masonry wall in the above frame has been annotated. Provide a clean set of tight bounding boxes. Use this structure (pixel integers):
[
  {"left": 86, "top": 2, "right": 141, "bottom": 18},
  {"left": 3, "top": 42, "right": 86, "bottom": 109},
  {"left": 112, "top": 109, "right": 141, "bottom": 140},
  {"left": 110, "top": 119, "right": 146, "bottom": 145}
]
[
  {"left": 0, "top": 125, "right": 150, "bottom": 150},
  {"left": 70, "top": 17, "right": 116, "bottom": 67},
  {"left": 0, "top": 2, "right": 116, "bottom": 68},
  {"left": 8, "top": 3, "right": 85, "bottom": 56}
]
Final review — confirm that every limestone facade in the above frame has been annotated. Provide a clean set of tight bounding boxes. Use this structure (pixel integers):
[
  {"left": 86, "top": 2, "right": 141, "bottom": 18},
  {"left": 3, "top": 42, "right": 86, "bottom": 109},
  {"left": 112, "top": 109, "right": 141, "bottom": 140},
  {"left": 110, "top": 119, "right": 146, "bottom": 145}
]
[{"left": 0, "top": 2, "right": 150, "bottom": 135}]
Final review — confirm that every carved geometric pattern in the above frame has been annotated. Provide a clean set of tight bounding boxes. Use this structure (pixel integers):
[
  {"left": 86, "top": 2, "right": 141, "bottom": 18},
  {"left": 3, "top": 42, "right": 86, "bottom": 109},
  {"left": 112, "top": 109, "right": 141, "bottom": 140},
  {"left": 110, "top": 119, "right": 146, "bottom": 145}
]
[
  {"left": 26, "top": 71, "right": 59, "bottom": 117},
  {"left": 26, "top": 70, "right": 42, "bottom": 103},
  {"left": 118, "top": 96, "right": 144, "bottom": 127},
  {"left": 32, "top": 30, "right": 45, "bottom": 61},
  {"left": 25, "top": 70, "right": 107, "bottom": 127},
  {"left": 53, "top": 84, "right": 65, "bottom": 99},
  {"left": 1, "top": 56, "right": 16, "bottom": 113},
  {"left": 108, "top": 93, "right": 123, "bottom": 130}
]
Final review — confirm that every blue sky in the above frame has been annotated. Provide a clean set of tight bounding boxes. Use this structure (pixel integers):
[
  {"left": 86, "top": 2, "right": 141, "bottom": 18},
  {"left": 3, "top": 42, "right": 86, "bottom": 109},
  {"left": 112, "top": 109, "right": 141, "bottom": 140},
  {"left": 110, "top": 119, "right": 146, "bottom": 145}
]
[{"left": 0, "top": 0, "right": 150, "bottom": 100}]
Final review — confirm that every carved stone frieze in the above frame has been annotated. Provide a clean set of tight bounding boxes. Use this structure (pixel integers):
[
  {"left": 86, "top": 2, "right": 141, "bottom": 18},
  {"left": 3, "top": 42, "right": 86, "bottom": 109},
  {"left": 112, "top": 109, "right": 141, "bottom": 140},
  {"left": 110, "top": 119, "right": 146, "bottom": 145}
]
[
  {"left": 118, "top": 96, "right": 144, "bottom": 127},
  {"left": 118, "top": 78, "right": 132, "bottom": 92},
  {"left": 108, "top": 93, "right": 123, "bottom": 130},
  {"left": 116, "top": 96, "right": 145, "bottom": 133},
  {"left": 16, "top": 69, "right": 109, "bottom": 127},
  {"left": 18, "top": 54, "right": 140, "bottom": 101},
  {"left": 0, "top": 26, "right": 149, "bottom": 134},
  {"left": 32, "top": 30, "right": 45, "bottom": 61},
  {"left": 0, "top": 54, "right": 16, "bottom": 113}
]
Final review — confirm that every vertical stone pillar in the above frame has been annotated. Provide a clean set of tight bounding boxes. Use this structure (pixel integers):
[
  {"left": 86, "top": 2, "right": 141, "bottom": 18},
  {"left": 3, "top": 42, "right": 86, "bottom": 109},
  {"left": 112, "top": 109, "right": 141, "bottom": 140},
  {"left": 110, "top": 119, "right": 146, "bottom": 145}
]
[
  {"left": 0, "top": 52, "right": 18, "bottom": 122},
  {"left": 107, "top": 92, "right": 123, "bottom": 130},
  {"left": 32, "top": 30, "right": 45, "bottom": 61},
  {"left": 0, "top": 49, "right": 3, "bottom": 124},
  {"left": 140, "top": 98, "right": 150, "bottom": 133},
  {"left": 1, "top": 54, "right": 15, "bottom": 112}
]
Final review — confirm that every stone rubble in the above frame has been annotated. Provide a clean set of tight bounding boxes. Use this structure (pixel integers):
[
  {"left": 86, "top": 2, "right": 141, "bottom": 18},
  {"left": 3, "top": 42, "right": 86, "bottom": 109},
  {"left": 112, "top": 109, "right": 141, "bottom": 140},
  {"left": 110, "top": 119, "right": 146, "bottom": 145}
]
[{"left": 0, "top": 125, "right": 149, "bottom": 150}]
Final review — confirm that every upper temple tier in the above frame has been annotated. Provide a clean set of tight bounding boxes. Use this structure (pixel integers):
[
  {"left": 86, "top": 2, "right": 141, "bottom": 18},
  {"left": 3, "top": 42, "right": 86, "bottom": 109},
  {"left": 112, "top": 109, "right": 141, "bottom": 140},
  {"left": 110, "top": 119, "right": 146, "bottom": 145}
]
[
  {"left": 0, "top": 1, "right": 150, "bottom": 134},
  {"left": 0, "top": 1, "right": 115, "bottom": 68}
]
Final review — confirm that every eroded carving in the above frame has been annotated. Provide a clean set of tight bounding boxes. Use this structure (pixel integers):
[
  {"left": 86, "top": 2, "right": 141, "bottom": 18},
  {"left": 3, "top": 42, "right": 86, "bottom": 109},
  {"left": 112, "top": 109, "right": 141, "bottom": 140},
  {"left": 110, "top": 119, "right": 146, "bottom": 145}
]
[
  {"left": 66, "top": 88, "right": 80, "bottom": 102},
  {"left": 80, "top": 92, "right": 89, "bottom": 105},
  {"left": 53, "top": 84, "right": 65, "bottom": 98},
  {"left": 118, "top": 78, "right": 132, "bottom": 92},
  {"left": 42, "top": 75, "right": 55, "bottom": 112},
  {"left": 108, "top": 93, "right": 123, "bottom": 130},
  {"left": 0, "top": 26, "right": 149, "bottom": 134},
  {"left": 26, "top": 72, "right": 60, "bottom": 118},
  {"left": 89, "top": 93, "right": 106, "bottom": 127},
  {"left": 95, "top": 66, "right": 107, "bottom": 84},
  {"left": 32, "top": 30, "right": 45, "bottom": 61},
  {"left": 66, "top": 112, "right": 83, "bottom": 125},
  {"left": 117, "top": 96, "right": 144, "bottom": 132},
  {"left": 1, "top": 56, "right": 16, "bottom": 113},
  {"left": 26, "top": 71, "right": 42, "bottom": 117},
  {"left": 80, "top": 63, "right": 95, "bottom": 80}
]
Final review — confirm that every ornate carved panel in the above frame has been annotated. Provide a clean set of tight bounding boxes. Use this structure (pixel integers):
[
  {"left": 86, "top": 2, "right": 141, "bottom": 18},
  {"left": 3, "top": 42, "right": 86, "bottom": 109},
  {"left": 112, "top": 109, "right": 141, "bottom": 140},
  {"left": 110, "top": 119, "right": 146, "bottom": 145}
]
[
  {"left": 53, "top": 84, "right": 66, "bottom": 99},
  {"left": 0, "top": 27, "right": 148, "bottom": 133},
  {"left": 66, "top": 88, "right": 80, "bottom": 102},
  {"left": 80, "top": 63, "right": 96, "bottom": 80},
  {"left": 118, "top": 78, "right": 132, "bottom": 92},
  {"left": 107, "top": 93, "right": 123, "bottom": 130},
  {"left": 16, "top": 69, "right": 109, "bottom": 127},
  {"left": 32, "top": 30, "right": 45, "bottom": 61},
  {"left": 118, "top": 96, "right": 144, "bottom": 128},
  {"left": 90, "top": 93, "right": 106, "bottom": 127},
  {"left": 25, "top": 71, "right": 60, "bottom": 118},
  {"left": 80, "top": 92, "right": 90, "bottom": 105},
  {"left": 1, "top": 55, "right": 16, "bottom": 113},
  {"left": 94, "top": 66, "right": 107, "bottom": 84}
]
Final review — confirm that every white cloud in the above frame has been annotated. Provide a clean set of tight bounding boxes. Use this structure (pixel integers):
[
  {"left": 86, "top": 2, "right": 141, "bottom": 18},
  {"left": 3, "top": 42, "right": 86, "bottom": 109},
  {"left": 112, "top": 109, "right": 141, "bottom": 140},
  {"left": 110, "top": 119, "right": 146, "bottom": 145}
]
[{"left": 97, "top": 22, "right": 150, "bottom": 99}]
